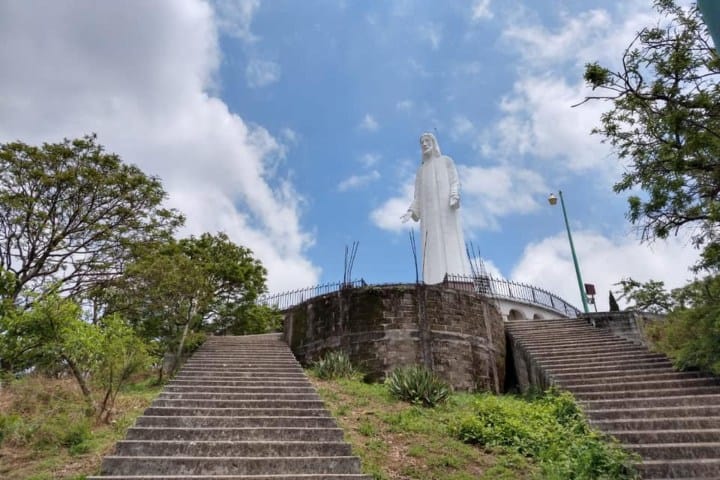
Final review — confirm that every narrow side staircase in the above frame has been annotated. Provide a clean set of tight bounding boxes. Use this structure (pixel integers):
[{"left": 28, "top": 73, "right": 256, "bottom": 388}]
[
  {"left": 507, "top": 318, "right": 720, "bottom": 479},
  {"left": 89, "top": 333, "right": 371, "bottom": 480}
]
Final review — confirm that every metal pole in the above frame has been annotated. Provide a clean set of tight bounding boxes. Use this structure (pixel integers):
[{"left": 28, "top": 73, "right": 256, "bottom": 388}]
[{"left": 558, "top": 190, "right": 590, "bottom": 313}]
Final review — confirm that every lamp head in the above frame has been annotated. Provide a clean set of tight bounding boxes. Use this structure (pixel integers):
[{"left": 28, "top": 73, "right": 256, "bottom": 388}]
[{"left": 548, "top": 193, "right": 558, "bottom": 206}]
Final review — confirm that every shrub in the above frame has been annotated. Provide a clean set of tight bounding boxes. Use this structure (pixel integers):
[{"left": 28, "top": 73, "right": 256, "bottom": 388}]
[
  {"left": 385, "top": 365, "right": 450, "bottom": 407},
  {"left": 452, "top": 390, "right": 638, "bottom": 479},
  {"left": 313, "top": 350, "right": 355, "bottom": 379}
]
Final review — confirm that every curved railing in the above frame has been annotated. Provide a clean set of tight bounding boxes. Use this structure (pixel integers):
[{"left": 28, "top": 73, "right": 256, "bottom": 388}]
[{"left": 258, "top": 275, "right": 580, "bottom": 317}]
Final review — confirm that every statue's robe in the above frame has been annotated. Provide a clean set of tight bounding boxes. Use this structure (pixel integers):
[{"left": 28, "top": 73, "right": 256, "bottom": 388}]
[{"left": 408, "top": 154, "right": 470, "bottom": 284}]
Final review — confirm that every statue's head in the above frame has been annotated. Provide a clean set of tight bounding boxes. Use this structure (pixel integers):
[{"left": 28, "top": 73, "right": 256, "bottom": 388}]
[{"left": 420, "top": 132, "right": 441, "bottom": 158}]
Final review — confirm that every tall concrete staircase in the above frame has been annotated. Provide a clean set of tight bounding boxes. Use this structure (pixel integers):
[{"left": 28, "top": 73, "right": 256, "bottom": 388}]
[
  {"left": 89, "top": 333, "right": 371, "bottom": 480},
  {"left": 506, "top": 318, "right": 720, "bottom": 479}
]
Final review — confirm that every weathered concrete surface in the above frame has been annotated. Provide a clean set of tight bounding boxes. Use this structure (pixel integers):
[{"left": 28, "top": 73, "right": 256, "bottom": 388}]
[
  {"left": 582, "top": 311, "right": 666, "bottom": 347},
  {"left": 283, "top": 283, "right": 505, "bottom": 392}
]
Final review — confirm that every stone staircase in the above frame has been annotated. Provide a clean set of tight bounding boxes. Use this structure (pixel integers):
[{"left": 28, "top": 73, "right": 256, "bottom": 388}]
[
  {"left": 506, "top": 318, "right": 720, "bottom": 479},
  {"left": 89, "top": 333, "right": 371, "bottom": 480}
]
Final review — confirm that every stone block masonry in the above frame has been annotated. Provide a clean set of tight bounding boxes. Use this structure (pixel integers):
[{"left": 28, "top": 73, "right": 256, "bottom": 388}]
[{"left": 283, "top": 283, "right": 505, "bottom": 392}]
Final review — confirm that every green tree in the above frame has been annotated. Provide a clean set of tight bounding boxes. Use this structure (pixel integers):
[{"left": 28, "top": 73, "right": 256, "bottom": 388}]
[
  {"left": 0, "top": 135, "right": 183, "bottom": 301},
  {"left": 105, "top": 233, "right": 269, "bottom": 375},
  {"left": 579, "top": 0, "right": 720, "bottom": 270},
  {"left": 615, "top": 278, "right": 675, "bottom": 314}
]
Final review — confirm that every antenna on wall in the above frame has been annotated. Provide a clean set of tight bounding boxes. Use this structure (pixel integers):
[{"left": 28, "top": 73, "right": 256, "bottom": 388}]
[
  {"left": 343, "top": 241, "right": 359, "bottom": 286},
  {"left": 409, "top": 229, "right": 420, "bottom": 284}
]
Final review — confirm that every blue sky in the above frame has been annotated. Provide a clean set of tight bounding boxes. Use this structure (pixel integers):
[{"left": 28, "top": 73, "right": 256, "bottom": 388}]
[{"left": 0, "top": 1, "right": 700, "bottom": 310}]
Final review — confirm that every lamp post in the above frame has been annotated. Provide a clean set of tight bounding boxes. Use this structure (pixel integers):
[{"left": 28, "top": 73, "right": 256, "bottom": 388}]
[{"left": 548, "top": 191, "right": 590, "bottom": 313}]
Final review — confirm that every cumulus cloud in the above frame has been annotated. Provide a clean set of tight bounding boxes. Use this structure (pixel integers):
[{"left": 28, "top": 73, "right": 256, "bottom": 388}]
[
  {"left": 418, "top": 22, "right": 442, "bottom": 50},
  {"left": 338, "top": 170, "right": 381, "bottom": 192},
  {"left": 371, "top": 164, "right": 549, "bottom": 233},
  {"left": 359, "top": 153, "right": 381, "bottom": 168},
  {"left": 212, "top": 0, "right": 260, "bottom": 42},
  {"left": 471, "top": 0, "right": 493, "bottom": 21},
  {"left": 511, "top": 231, "right": 699, "bottom": 311},
  {"left": 245, "top": 59, "right": 281, "bottom": 87},
  {"left": 370, "top": 183, "right": 415, "bottom": 232},
  {"left": 359, "top": 113, "right": 379, "bottom": 132},
  {"left": 0, "top": 0, "right": 318, "bottom": 291}
]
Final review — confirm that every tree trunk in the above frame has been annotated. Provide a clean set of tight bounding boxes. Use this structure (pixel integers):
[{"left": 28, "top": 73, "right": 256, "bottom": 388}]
[
  {"left": 63, "top": 354, "right": 97, "bottom": 414},
  {"left": 172, "top": 302, "right": 196, "bottom": 374}
]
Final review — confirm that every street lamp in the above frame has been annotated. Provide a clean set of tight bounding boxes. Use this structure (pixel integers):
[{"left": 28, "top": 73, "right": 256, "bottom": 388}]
[{"left": 548, "top": 191, "right": 590, "bottom": 313}]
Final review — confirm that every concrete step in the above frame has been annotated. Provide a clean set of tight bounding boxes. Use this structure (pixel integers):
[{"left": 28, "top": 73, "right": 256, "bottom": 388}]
[
  {"left": 608, "top": 429, "right": 720, "bottom": 444},
  {"left": 100, "top": 456, "right": 363, "bottom": 476},
  {"left": 114, "top": 440, "right": 352, "bottom": 457},
  {"left": 537, "top": 352, "right": 669, "bottom": 367},
  {"left": 626, "top": 442, "right": 720, "bottom": 460},
  {"left": 125, "top": 427, "right": 345, "bottom": 442},
  {"left": 529, "top": 345, "right": 650, "bottom": 360},
  {"left": 541, "top": 358, "right": 673, "bottom": 374},
  {"left": 582, "top": 394, "right": 720, "bottom": 410},
  {"left": 573, "top": 386, "right": 720, "bottom": 401},
  {"left": 135, "top": 415, "right": 340, "bottom": 429},
  {"left": 585, "top": 405, "right": 720, "bottom": 420},
  {"left": 150, "top": 399, "right": 326, "bottom": 409},
  {"left": 178, "top": 367, "right": 305, "bottom": 373},
  {"left": 154, "top": 392, "right": 321, "bottom": 401},
  {"left": 153, "top": 392, "right": 322, "bottom": 408},
  {"left": 591, "top": 417, "right": 720, "bottom": 431},
  {"left": 158, "top": 390, "right": 318, "bottom": 398},
  {"left": 637, "top": 458, "right": 720, "bottom": 478},
  {"left": 512, "top": 334, "right": 624, "bottom": 346},
  {"left": 165, "top": 380, "right": 308, "bottom": 393},
  {"left": 144, "top": 407, "right": 331, "bottom": 417},
  {"left": 551, "top": 370, "right": 705, "bottom": 383},
  {"left": 562, "top": 377, "right": 720, "bottom": 393}
]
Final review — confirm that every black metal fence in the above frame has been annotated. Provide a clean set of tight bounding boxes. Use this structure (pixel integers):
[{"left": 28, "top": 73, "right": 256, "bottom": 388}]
[
  {"left": 258, "top": 279, "right": 367, "bottom": 310},
  {"left": 444, "top": 274, "right": 580, "bottom": 317},
  {"left": 258, "top": 275, "right": 579, "bottom": 317}
]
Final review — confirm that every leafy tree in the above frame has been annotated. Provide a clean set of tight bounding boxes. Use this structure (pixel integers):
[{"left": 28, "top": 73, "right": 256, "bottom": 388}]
[
  {"left": 615, "top": 278, "right": 675, "bottom": 314},
  {"left": 105, "top": 233, "right": 269, "bottom": 375},
  {"left": 0, "top": 291, "right": 148, "bottom": 420},
  {"left": 579, "top": 0, "right": 720, "bottom": 270},
  {"left": 0, "top": 134, "right": 183, "bottom": 301}
]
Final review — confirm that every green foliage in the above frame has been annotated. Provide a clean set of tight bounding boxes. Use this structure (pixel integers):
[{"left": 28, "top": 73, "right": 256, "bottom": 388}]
[
  {"left": 385, "top": 365, "right": 450, "bottom": 407},
  {"left": 453, "top": 390, "right": 637, "bottom": 479},
  {"left": 647, "top": 275, "right": 720, "bottom": 373},
  {"left": 313, "top": 350, "right": 356, "bottom": 380},
  {"left": 579, "top": 1, "right": 720, "bottom": 271},
  {"left": 615, "top": 278, "right": 675, "bottom": 313},
  {"left": 0, "top": 134, "right": 183, "bottom": 300}
]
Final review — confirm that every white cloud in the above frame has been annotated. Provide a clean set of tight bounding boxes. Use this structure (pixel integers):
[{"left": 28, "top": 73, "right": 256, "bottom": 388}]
[
  {"left": 212, "top": 0, "right": 260, "bottom": 42},
  {"left": 338, "top": 170, "right": 381, "bottom": 192},
  {"left": 471, "top": 0, "right": 493, "bottom": 21},
  {"left": 396, "top": 99, "right": 414, "bottom": 111},
  {"left": 450, "top": 115, "right": 475, "bottom": 140},
  {"left": 245, "top": 59, "right": 281, "bottom": 88},
  {"left": 419, "top": 23, "right": 442, "bottom": 50},
  {"left": 0, "top": 0, "right": 318, "bottom": 292},
  {"left": 512, "top": 232, "right": 699, "bottom": 311},
  {"left": 370, "top": 183, "right": 415, "bottom": 232},
  {"left": 459, "top": 165, "right": 549, "bottom": 230},
  {"left": 359, "top": 113, "right": 379, "bottom": 132},
  {"left": 371, "top": 164, "right": 549, "bottom": 233},
  {"left": 359, "top": 153, "right": 381, "bottom": 168}
]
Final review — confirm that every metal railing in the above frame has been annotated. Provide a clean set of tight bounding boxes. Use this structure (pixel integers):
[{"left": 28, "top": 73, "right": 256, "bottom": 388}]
[
  {"left": 445, "top": 274, "right": 580, "bottom": 317},
  {"left": 258, "top": 275, "right": 580, "bottom": 317},
  {"left": 258, "top": 279, "right": 367, "bottom": 310}
]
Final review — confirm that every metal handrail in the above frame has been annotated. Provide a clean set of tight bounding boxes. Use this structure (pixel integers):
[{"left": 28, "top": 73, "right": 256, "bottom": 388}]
[{"left": 258, "top": 275, "right": 580, "bottom": 317}]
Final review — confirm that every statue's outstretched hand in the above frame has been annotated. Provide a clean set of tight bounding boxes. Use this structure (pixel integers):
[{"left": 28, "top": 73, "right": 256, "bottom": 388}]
[
  {"left": 400, "top": 211, "right": 413, "bottom": 223},
  {"left": 450, "top": 195, "right": 460, "bottom": 209}
]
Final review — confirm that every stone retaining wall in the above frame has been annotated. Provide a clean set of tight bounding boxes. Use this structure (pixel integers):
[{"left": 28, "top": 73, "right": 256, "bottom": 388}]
[{"left": 282, "top": 283, "right": 505, "bottom": 392}]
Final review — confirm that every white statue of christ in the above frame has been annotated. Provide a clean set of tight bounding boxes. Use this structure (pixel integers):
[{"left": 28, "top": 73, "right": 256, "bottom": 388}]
[{"left": 401, "top": 133, "right": 471, "bottom": 284}]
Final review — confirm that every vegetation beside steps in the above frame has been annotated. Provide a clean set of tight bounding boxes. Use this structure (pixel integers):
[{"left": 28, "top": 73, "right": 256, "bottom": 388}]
[
  {"left": 0, "top": 374, "right": 160, "bottom": 480},
  {"left": 310, "top": 364, "right": 636, "bottom": 480}
]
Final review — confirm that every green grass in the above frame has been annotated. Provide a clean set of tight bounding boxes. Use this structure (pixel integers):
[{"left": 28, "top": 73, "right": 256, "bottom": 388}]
[
  {"left": 311, "top": 375, "right": 638, "bottom": 480},
  {"left": 0, "top": 374, "right": 161, "bottom": 480}
]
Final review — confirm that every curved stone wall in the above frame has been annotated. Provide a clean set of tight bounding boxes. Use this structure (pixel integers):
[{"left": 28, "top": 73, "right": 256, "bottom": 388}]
[{"left": 283, "top": 283, "right": 505, "bottom": 392}]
